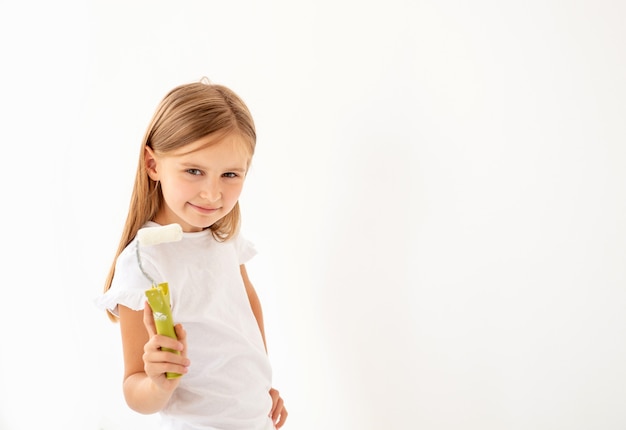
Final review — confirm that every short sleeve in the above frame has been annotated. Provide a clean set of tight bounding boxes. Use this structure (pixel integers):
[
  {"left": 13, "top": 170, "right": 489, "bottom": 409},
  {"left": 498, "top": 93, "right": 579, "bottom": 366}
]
[
  {"left": 234, "top": 232, "right": 257, "bottom": 265},
  {"left": 94, "top": 239, "right": 159, "bottom": 317}
]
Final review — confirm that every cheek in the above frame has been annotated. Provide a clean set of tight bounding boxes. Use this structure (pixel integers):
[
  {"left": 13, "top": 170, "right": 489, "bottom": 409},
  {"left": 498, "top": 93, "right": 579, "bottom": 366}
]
[
  {"left": 161, "top": 177, "right": 192, "bottom": 202},
  {"left": 225, "top": 183, "right": 245, "bottom": 202}
]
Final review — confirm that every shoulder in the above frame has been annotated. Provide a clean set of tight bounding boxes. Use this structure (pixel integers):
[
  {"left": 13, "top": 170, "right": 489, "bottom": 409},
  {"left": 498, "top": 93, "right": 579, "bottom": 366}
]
[
  {"left": 116, "top": 237, "right": 140, "bottom": 269},
  {"left": 231, "top": 231, "right": 257, "bottom": 264}
]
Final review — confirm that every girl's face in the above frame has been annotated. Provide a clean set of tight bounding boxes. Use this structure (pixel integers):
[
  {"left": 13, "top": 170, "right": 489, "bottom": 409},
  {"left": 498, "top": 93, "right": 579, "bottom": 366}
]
[{"left": 146, "top": 133, "right": 251, "bottom": 232}]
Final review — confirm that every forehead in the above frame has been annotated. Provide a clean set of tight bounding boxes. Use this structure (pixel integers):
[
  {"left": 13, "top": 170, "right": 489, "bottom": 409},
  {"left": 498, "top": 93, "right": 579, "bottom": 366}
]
[{"left": 170, "top": 132, "right": 253, "bottom": 160}]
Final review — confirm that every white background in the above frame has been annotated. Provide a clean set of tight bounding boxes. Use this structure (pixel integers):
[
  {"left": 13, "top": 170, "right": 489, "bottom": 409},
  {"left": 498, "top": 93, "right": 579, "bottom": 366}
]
[{"left": 1, "top": 1, "right": 625, "bottom": 429}]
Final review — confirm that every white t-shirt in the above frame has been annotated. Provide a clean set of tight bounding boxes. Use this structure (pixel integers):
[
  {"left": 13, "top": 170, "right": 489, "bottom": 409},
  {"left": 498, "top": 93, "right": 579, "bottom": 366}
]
[{"left": 96, "top": 222, "right": 274, "bottom": 430}]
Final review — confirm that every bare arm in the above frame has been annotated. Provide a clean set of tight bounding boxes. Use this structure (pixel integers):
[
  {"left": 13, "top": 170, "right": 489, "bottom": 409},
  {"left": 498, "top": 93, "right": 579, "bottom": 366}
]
[
  {"left": 240, "top": 264, "right": 267, "bottom": 351},
  {"left": 239, "top": 264, "right": 288, "bottom": 427},
  {"left": 118, "top": 303, "right": 189, "bottom": 414}
]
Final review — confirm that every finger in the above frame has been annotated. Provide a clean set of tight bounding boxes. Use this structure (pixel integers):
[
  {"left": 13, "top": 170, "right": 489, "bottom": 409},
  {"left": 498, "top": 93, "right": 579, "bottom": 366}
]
[
  {"left": 152, "top": 334, "right": 185, "bottom": 353},
  {"left": 143, "top": 301, "right": 157, "bottom": 337},
  {"left": 143, "top": 346, "right": 189, "bottom": 375},
  {"left": 268, "top": 388, "right": 279, "bottom": 416},
  {"left": 144, "top": 359, "right": 189, "bottom": 380},
  {"left": 174, "top": 324, "right": 187, "bottom": 353},
  {"left": 144, "top": 345, "right": 187, "bottom": 364},
  {"left": 271, "top": 397, "right": 283, "bottom": 421},
  {"left": 275, "top": 405, "right": 288, "bottom": 428}
]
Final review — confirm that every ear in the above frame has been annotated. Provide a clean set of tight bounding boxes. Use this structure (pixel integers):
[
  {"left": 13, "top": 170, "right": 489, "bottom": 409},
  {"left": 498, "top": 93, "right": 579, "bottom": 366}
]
[{"left": 144, "top": 146, "right": 159, "bottom": 180}]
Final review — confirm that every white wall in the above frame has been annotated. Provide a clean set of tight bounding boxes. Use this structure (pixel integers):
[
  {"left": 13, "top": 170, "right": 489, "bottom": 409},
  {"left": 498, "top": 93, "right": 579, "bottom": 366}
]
[{"left": 2, "top": 1, "right": 625, "bottom": 429}]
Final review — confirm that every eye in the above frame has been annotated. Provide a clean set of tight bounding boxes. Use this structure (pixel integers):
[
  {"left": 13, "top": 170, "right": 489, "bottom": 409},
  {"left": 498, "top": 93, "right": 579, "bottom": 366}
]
[
  {"left": 222, "top": 172, "right": 239, "bottom": 178},
  {"left": 186, "top": 168, "right": 202, "bottom": 176}
]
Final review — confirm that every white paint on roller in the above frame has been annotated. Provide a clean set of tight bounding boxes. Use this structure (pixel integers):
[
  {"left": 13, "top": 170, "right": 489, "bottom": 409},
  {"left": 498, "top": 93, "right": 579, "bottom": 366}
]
[{"left": 136, "top": 223, "right": 183, "bottom": 246}]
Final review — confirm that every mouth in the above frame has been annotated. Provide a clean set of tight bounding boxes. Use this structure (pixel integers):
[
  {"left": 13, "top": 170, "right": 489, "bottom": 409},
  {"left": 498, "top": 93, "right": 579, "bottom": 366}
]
[{"left": 189, "top": 202, "right": 220, "bottom": 214}]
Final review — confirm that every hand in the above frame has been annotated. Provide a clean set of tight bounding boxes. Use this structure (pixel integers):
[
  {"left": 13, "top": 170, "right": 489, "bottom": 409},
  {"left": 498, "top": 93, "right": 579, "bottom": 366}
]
[
  {"left": 142, "top": 302, "right": 190, "bottom": 392},
  {"left": 269, "top": 387, "right": 287, "bottom": 428}
]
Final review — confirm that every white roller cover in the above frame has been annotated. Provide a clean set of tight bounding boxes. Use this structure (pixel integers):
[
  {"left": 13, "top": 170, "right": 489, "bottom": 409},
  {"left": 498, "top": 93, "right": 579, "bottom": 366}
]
[{"left": 136, "top": 223, "right": 183, "bottom": 246}]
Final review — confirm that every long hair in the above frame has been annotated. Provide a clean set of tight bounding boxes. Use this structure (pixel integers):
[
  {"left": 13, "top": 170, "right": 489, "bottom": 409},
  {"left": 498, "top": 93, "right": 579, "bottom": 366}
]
[{"left": 103, "top": 81, "right": 256, "bottom": 321}]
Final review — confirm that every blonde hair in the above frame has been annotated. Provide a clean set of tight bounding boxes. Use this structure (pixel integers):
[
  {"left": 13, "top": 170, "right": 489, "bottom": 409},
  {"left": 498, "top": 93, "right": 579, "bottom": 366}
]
[{"left": 104, "top": 81, "right": 256, "bottom": 321}]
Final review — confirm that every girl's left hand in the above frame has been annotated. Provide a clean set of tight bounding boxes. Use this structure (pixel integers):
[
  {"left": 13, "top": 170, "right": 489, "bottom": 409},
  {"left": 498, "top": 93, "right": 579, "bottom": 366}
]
[{"left": 269, "top": 387, "right": 287, "bottom": 428}]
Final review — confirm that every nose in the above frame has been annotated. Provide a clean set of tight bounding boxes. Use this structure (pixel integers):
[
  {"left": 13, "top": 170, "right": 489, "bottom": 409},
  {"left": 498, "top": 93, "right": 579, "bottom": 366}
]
[{"left": 199, "top": 177, "right": 221, "bottom": 202}]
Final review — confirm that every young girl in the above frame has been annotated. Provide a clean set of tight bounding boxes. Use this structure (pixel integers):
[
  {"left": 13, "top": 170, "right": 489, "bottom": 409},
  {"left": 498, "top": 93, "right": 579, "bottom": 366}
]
[{"left": 96, "top": 80, "right": 287, "bottom": 429}]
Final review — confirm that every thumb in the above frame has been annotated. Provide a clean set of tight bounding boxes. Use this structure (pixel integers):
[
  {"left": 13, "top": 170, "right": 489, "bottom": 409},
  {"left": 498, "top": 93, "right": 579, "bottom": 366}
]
[{"left": 143, "top": 301, "right": 158, "bottom": 337}]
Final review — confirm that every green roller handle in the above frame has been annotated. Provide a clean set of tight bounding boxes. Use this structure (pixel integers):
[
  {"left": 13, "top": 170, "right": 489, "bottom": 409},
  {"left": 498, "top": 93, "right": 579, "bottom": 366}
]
[{"left": 145, "top": 282, "right": 182, "bottom": 379}]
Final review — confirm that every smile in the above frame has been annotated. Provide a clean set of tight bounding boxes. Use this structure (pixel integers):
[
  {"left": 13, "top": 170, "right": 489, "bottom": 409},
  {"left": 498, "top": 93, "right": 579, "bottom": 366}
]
[{"left": 189, "top": 203, "right": 220, "bottom": 214}]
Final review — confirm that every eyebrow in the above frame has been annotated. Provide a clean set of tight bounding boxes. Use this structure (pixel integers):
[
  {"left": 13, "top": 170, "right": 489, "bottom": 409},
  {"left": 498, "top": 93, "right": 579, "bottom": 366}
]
[
  {"left": 180, "top": 162, "right": 247, "bottom": 173},
  {"left": 225, "top": 167, "right": 247, "bottom": 173}
]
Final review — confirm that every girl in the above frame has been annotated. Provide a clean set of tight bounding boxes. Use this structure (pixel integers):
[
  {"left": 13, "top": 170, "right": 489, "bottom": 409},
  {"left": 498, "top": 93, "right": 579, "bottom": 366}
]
[{"left": 96, "top": 80, "right": 287, "bottom": 429}]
